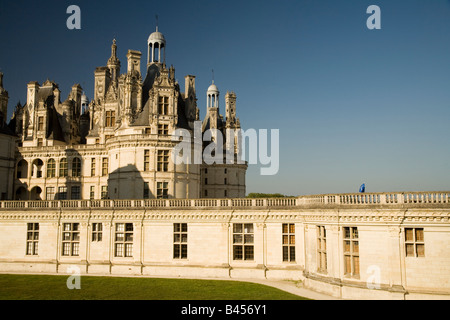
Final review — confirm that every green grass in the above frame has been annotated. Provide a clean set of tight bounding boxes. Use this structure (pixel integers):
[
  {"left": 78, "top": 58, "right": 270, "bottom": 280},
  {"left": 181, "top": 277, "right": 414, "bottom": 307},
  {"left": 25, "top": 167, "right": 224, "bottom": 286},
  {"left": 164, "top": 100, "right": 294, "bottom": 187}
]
[{"left": 0, "top": 274, "right": 309, "bottom": 300}]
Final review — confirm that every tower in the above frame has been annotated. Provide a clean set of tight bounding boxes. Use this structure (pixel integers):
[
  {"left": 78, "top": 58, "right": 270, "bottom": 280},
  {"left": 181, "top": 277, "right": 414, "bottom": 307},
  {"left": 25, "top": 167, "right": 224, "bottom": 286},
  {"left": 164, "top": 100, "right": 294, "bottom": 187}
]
[
  {"left": 147, "top": 24, "right": 166, "bottom": 66},
  {"left": 107, "top": 39, "right": 121, "bottom": 83}
]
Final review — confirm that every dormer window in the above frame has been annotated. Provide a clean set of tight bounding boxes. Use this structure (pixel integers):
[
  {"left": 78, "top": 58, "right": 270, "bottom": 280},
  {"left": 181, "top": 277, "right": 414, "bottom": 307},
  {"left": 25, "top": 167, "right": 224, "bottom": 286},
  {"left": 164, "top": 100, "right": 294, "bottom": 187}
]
[
  {"left": 158, "top": 96, "right": 169, "bottom": 115},
  {"left": 105, "top": 110, "right": 115, "bottom": 127}
]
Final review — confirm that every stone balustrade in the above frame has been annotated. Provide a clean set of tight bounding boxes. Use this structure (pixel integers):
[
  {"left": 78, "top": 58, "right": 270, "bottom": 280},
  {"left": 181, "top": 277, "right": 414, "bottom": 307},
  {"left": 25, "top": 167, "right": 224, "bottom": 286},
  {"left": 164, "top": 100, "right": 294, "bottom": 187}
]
[{"left": 1, "top": 191, "right": 449, "bottom": 210}]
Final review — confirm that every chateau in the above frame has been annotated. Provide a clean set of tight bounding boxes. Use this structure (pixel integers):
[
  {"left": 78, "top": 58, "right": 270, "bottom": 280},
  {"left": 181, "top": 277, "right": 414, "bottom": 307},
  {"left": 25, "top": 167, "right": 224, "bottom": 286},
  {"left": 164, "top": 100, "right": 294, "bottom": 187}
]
[
  {"left": 2, "top": 27, "right": 246, "bottom": 202},
  {"left": 0, "top": 29, "right": 449, "bottom": 300}
]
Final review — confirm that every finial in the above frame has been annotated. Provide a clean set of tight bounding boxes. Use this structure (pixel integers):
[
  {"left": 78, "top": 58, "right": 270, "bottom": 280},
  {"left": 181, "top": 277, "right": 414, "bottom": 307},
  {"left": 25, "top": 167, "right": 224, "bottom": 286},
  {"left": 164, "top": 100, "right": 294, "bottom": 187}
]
[
  {"left": 212, "top": 69, "right": 214, "bottom": 84},
  {"left": 155, "top": 14, "right": 159, "bottom": 32}
]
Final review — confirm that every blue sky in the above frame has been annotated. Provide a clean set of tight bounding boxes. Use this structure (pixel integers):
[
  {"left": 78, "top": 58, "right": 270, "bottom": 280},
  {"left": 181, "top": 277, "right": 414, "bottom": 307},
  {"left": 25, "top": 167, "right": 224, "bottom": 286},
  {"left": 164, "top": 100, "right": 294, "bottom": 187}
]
[{"left": 0, "top": 0, "right": 449, "bottom": 195}]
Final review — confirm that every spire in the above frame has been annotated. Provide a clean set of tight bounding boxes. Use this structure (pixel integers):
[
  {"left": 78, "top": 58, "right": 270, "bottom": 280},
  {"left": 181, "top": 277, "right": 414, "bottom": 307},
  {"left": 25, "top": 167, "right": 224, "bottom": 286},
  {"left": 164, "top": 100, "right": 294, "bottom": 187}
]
[{"left": 107, "top": 39, "right": 120, "bottom": 82}]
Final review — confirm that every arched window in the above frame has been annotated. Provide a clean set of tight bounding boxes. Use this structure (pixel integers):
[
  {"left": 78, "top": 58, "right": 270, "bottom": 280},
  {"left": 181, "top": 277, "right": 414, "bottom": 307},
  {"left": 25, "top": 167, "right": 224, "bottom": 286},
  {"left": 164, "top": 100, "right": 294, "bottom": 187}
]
[
  {"left": 59, "top": 158, "right": 68, "bottom": 177},
  {"left": 72, "top": 158, "right": 81, "bottom": 177},
  {"left": 32, "top": 159, "right": 43, "bottom": 178},
  {"left": 17, "top": 159, "right": 28, "bottom": 179},
  {"left": 47, "top": 159, "right": 56, "bottom": 178}
]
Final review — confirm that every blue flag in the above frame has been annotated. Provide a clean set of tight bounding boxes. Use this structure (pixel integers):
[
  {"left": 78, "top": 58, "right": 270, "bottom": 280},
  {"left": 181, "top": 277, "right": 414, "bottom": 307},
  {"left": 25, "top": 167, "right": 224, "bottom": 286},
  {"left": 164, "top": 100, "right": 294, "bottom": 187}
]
[{"left": 359, "top": 183, "right": 365, "bottom": 193}]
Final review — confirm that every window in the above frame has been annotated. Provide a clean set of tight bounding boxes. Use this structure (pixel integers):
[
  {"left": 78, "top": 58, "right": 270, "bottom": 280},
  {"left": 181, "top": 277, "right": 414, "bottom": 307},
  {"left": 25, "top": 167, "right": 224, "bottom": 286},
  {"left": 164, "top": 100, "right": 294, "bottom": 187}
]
[
  {"left": 101, "top": 186, "right": 108, "bottom": 199},
  {"left": 143, "top": 182, "right": 149, "bottom": 199},
  {"left": 145, "top": 128, "right": 151, "bottom": 134},
  {"left": 157, "top": 150, "right": 169, "bottom": 172},
  {"left": 157, "top": 182, "right": 168, "bottom": 199},
  {"left": 38, "top": 117, "right": 44, "bottom": 131},
  {"left": 37, "top": 137, "right": 43, "bottom": 146},
  {"left": 59, "top": 158, "right": 68, "bottom": 177},
  {"left": 317, "top": 226, "right": 327, "bottom": 272},
  {"left": 102, "top": 157, "right": 108, "bottom": 176},
  {"left": 343, "top": 227, "right": 359, "bottom": 277},
  {"left": 47, "top": 159, "right": 56, "bottom": 178},
  {"left": 233, "top": 223, "right": 254, "bottom": 260},
  {"left": 90, "top": 186, "right": 95, "bottom": 200},
  {"left": 72, "top": 158, "right": 81, "bottom": 177},
  {"left": 204, "top": 190, "right": 208, "bottom": 197},
  {"left": 224, "top": 190, "right": 227, "bottom": 197},
  {"left": 58, "top": 186, "right": 67, "bottom": 200},
  {"left": 204, "top": 178, "right": 208, "bottom": 185},
  {"left": 144, "top": 150, "right": 150, "bottom": 171},
  {"left": 173, "top": 223, "right": 188, "bottom": 259},
  {"left": 115, "top": 223, "right": 133, "bottom": 257},
  {"left": 92, "top": 223, "right": 102, "bottom": 242},
  {"left": 224, "top": 178, "right": 227, "bottom": 185},
  {"left": 405, "top": 228, "right": 425, "bottom": 257},
  {"left": 282, "top": 223, "right": 296, "bottom": 262},
  {"left": 105, "top": 110, "right": 115, "bottom": 127},
  {"left": 62, "top": 223, "right": 80, "bottom": 256},
  {"left": 46, "top": 187, "right": 55, "bottom": 200},
  {"left": 26, "top": 223, "right": 39, "bottom": 255},
  {"left": 158, "top": 124, "right": 169, "bottom": 135},
  {"left": 71, "top": 186, "right": 80, "bottom": 200},
  {"left": 90, "top": 158, "right": 96, "bottom": 176},
  {"left": 158, "top": 96, "right": 169, "bottom": 115}
]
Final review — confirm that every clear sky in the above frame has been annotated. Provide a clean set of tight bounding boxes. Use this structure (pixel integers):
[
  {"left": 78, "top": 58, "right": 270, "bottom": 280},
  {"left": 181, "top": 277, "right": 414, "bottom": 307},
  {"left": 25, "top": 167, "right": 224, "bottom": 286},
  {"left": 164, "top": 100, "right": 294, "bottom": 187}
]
[{"left": 0, "top": 0, "right": 449, "bottom": 196}]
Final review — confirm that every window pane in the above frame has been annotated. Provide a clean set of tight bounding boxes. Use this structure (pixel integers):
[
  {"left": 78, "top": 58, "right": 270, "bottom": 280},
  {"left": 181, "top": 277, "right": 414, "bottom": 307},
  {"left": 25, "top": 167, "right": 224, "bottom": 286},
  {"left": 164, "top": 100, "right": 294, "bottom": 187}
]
[
  {"left": 416, "top": 244, "right": 425, "bottom": 257},
  {"left": 174, "top": 244, "right": 180, "bottom": 258},
  {"left": 344, "top": 255, "right": 351, "bottom": 274},
  {"left": 406, "top": 244, "right": 414, "bottom": 257},
  {"left": 415, "top": 229, "right": 424, "bottom": 242},
  {"left": 244, "top": 224, "right": 253, "bottom": 233},
  {"left": 233, "top": 234, "right": 242, "bottom": 244},
  {"left": 289, "top": 224, "right": 295, "bottom": 234},
  {"left": 233, "top": 246, "right": 242, "bottom": 260},
  {"left": 290, "top": 246, "right": 296, "bottom": 261},
  {"left": 344, "top": 227, "right": 350, "bottom": 239},
  {"left": 244, "top": 246, "right": 254, "bottom": 260},
  {"left": 181, "top": 223, "right": 187, "bottom": 233},
  {"left": 283, "top": 235, "right": 288, "bottom": 245},
  {"left": 233, "top": 224, "right": 242, "bottom": 233},
  {"left": 353, "top": 256, "right": 360, "bottom": 275},
  {"left": 181, "top": 234, "right": 188, "bottom": 243},
  {"left": 282, "top": 246, "right": 289, "bottom": 261},
  {"left": 353, "top": 241, "right": 359, "bottom": 254},
  {"left": 282, "top": 224, "right": 288, "bottom": 234},
  {"left": 289, "top": 235, "right": 295, "bottom": 245},
  {"left": 405, "top": 228, "right": 414, "bottom": 242},
  {"left": 244, "top": 234, "right": 253, "bottom": 244},
  {"left": 344, "top": 240, "right": 351, "bottom": 253}
]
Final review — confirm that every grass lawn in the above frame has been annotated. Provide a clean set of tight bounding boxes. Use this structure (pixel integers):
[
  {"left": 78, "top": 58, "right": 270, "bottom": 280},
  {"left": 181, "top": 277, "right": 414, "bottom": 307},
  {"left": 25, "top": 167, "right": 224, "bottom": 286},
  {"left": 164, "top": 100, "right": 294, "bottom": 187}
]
[{"left": 0, "top": 274, "right": 309, "bottom": 300}]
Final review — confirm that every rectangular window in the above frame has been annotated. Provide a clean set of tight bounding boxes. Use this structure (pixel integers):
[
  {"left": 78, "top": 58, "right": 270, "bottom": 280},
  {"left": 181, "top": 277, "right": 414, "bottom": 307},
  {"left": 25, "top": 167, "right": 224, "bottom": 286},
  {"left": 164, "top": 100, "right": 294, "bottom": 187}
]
[
  {"left": 233, "top": 223, "right": 254, "bottom": 260},
  {"left": 144, "top": 150, "right": 150, "bottom": 171},
  {"left": 46, "top": 187, "right": 55, "bottom": 200},
  {"left": 158, "top": 124, "right": 169, "bottom": 135},
  {"left": 317, "top": 226, "right": 327, "bottom": 272},
  {"left": 105, "top": 110, "right": 115, "bottom": 127},
  {"left": 101, "top": 186, "right": 108, "bottom": 199},
  {"left": 405, "top": 228, "right": 425, "bottom": 257},
  {"left": 143, "top": 182, "right": 150, "bottom": 199},
  {"left": 92, "top": 223, "right": 102, "bottom": 242},
  {"left": 282, "top": 223, "right": 296, "bottom": 262},
  {"left": 157, "top": 182, "right": 168, "bottom": 199},
  {"left": 173, "top": 223, "right": 188, "bottom": 259},
  {"left": 102, "top": 157, "right": 108, "bottom": 176},
  {"left": 62, "top": 223, "right": 80, "bottom": 256},
  {"left": 90, "top": 186, "right": 95, "bottom": 200},
  {"left": 58, "top": 186, "right": 67, "bottom": 200},
  {"left": 90, "top": 158, "right": 96, "bottom": 176},
  {"left": 26, "top": 223, "right": 39, "bottom": 255},
  {"left": 59, "top": 158, "right": 68, "bottom": 177},
  {"left": 47, "top": 160, "right": 56, "bottom": 178},
  {"left": 38, "top": 117, "right": 44, "bottom": 131},
  {"left": 157, "top": 150, "right": 169, "bottom": 172},
  {"left": 115, "top": 223, "right": 133, "bottom": 257},
  {"left": 71, "top": 186, "right": 80, "bottom": 200},
  {"left": 158, "top": 96, "right": 169, "bottom": 115},
  {"left": 343, "top": 227, "right": 359, "bottom": 277}
]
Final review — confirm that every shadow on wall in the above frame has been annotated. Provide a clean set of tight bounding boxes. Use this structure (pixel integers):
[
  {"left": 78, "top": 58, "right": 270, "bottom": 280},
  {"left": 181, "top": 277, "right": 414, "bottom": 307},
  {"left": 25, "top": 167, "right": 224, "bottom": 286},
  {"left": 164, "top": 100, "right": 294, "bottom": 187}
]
[{"left": 107, "top": 164, "right": 149, "bottom": 200}]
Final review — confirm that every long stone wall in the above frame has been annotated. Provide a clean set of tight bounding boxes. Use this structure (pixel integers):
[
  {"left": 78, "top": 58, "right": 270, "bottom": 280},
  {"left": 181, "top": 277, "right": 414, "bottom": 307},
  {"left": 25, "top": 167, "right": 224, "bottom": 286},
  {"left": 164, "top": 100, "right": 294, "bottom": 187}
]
[{"left": 0, "top": 191, "right": 449, "bottom": 300}]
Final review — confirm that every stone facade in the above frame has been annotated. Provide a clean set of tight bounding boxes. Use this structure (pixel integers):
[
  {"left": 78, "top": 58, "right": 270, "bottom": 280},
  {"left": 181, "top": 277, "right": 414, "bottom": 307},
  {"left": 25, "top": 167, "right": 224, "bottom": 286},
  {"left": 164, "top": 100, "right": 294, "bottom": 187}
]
[{"left": 0, "top": 192, "right": 449, "bottom": 300}]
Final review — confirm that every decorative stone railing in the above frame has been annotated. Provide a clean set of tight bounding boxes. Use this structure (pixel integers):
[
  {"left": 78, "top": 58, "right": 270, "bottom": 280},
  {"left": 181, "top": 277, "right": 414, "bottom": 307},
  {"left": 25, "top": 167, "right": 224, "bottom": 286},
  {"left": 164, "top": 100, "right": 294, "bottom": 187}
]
[{"left": 1, "top": 192, "right": 449, "bottom": 210}]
